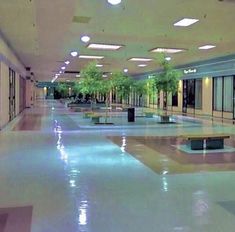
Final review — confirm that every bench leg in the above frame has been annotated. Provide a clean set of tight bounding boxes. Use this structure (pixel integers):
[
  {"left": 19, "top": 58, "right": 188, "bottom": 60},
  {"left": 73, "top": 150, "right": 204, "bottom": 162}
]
[
  {"left": 189, "top": 140, "right": 204, "bottom": 150},
  {"left": 206, "top": 139, "right": 224, "bottom": 149}
]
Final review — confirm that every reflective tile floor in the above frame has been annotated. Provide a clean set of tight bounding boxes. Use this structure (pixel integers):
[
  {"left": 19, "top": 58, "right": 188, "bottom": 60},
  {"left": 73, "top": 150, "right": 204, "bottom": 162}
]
[{"left": 1, "top": 100, "right": 235, "bottom": 232}]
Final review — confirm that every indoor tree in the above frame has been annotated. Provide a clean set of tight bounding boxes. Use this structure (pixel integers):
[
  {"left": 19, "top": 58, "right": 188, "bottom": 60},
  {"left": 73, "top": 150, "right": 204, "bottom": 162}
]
[
  {"left": 55, "top": 83, "right": 69, "bottom": 98},
  {"left": 154, "top": 55, "right": 182, "bottom": 111},
  {"left": 79, "top": 62, "right": 103, "bottom": 108},
  {"left": 110, "top": 72, "right": 134, "bottom": 106}
]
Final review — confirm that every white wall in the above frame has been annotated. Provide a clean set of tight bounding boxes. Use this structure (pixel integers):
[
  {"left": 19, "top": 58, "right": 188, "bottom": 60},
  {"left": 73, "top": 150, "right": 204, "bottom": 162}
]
[
  {"left": 0, "top": 62, "right": 9, "bottom": 127},
  {"left": 0, "top": 34, "right": 26, "bottom": 128}
]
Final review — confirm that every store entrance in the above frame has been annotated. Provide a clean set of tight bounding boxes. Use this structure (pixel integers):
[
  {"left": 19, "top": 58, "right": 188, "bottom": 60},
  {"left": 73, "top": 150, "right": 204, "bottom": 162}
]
[
  {"left": 182, "top": 80, "right": 187, "bottom": 113},
  {"left": 9, "top": 68, "right": 16, "bottom": 121}
]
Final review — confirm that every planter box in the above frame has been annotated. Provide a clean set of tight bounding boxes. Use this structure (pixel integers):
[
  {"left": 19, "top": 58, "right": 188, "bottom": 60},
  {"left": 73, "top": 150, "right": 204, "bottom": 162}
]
[
  {"left": 145, "top": 112, "right": 154, "bottom": 118},
  {"left": 83, "top": 112, "right": 94, "bottom": 118}
]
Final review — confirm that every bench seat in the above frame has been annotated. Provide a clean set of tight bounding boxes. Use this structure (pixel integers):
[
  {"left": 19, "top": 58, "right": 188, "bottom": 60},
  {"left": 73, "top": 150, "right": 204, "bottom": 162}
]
[{"left": 181, "top": 134, "right": 230, "bottom": 150}]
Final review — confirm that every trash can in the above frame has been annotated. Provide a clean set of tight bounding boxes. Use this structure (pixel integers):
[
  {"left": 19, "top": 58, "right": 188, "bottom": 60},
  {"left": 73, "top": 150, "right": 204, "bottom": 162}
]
[{"left": 128, "top": 108, "right": 135, "bottom": 122}]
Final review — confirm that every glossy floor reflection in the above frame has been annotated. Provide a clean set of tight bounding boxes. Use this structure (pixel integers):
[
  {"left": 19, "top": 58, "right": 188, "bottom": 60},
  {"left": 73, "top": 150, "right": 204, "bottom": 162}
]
[{"left": 1, "top": 100, "right": 235, "bottom": 232}]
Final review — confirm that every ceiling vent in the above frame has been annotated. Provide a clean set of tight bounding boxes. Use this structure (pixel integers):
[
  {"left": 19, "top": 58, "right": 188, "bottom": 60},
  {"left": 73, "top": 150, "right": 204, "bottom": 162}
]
[
  {"left": 64, "top": 71, "right": 80, "bottom": 74},
  {"left": 73, "top": 16, "right": 91, "bottom": 24}
]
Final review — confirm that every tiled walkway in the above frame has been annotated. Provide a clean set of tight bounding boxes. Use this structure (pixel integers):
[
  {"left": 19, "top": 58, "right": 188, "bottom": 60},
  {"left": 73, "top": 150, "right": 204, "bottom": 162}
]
[{"left": 1, "top": 100, "right": 235, "bottom": 232}]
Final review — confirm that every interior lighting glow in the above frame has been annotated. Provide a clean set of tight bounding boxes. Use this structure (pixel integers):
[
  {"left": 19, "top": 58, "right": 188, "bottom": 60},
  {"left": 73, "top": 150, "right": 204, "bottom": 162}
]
[
  {"left": 102, "top": 74, "right": 108, "bottom": 77},
  {"left": 65, "top": 61, "right": 70, "bottom": 65},
  {"left": 174, "top": 18, "right": 199, "bottom": 27},
  {"left": 76, "top": 74, "right": 80, "bottom": 78},
  {"left": 61, "top": 66, "right": 66, "bottom": 70},
  {"left": 150, "top": 47, "right": 184, "bottom": 53},
  {"left": 129, "top": 58, "right": 153, "bottom": 62},
  {"left": 124, "top": 68, "right": 128, "bottom": 73},
  {"left": 70, "top": 51, "right": 78, "bottom": 57},
  {"left": 79, "top": 55, "right": 104, "bottom": 59},
  {"left": 107, "top": 0, "right": 122, "bottom": 5},
  {"left": 59, "top": 71, "right": 62, "bottom": 74},
  {"left": 198, "top": 45, "right": 216, "bottom": 50},
  {"left": 138, "top": 64, "right": 147, "bottom": 67},
  {"left": 88, "top": 43, "right": 123, "bottom": 50},
  {"left": 81, "top": 35, "right": 91, "bottom": 43},
  {"left": 96, "top": 64, "right": 104, "bottom": 67},
  {"left": 165, "top": 57, "right": 172, "bottom": 61}
]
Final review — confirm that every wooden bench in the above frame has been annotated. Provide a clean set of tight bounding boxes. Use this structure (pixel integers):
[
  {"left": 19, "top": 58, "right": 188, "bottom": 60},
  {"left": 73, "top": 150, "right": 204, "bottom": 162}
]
[{"left": 181, "top": 134, "right": 230, "bottom": 150}]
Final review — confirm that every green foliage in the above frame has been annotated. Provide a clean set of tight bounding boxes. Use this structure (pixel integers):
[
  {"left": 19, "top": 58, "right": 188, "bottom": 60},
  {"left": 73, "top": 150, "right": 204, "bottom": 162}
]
[
  {"left": 55, "top": 83, "right": 69, "bottom": 97},
  {"left": 134, "top": 79, "right": 148, "bottom": 96},
  {"left": 72, "top": 81, "right": 82, "bottom": 94},
  {"left": 134, "top": 78, "right": 156, "bottom": 99},
  {"left": 154, "top": 56, "right": 182, "bottom": 95},
  {"left": 79, "top": 62, "right": 103, "bottom": 95},
  {"left": 110, "top": 72, "right": 133, "bottom": 99}
]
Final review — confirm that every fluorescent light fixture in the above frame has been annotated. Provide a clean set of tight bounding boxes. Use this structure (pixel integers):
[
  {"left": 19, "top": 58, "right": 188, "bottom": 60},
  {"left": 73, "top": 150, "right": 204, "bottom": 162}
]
[
  {"left": 65, "top": 61, "right": 70, "bottom": 65},
  {"left": 138, "top": 64, "right": 147, "bottom": 67},
  {"left": 150, "top": 47, "right": 184, "bottom": 53},
  {"left": 96, "top": 64, "right": 104, "bottom": 67},
  {"left": 198, "top": 45, "right": 216, "bottom": 50},
  {"left": 70, "top": 51, "right": 78, "bottom": 57},
  {"left": 129, "top": 57, "right": 153, "bottom": 62},
  {"left": 51, "top": 76, "right": 58, "bottom": 83},
  {"left": 174, "top": 18, "right": 199, "bottom": 27},
  {"left": 79, "top": 55, "right": 104, "bottom": 59},
  {"left": 124, "top": 68, "right": 128, "bottom": 73},
  {"left": 87, "top": 43, "right": 123, "bottom": 50},
  {"left": 107, "top": 0, "right": 121, "bottom": 5},
  {"left": 81, "top": 35, "right": 91, "bottom": 43},
  {"left": 61, "top": 66, "right": 66, "bottom": 70},
  {"left": 165, "top": 57, "right": 172, "bottom": 61}
]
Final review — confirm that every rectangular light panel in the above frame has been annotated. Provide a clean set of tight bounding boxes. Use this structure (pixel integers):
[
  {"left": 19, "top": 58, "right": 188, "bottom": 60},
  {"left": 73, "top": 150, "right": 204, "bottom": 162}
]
[
  {"left": 174, "top": 18, "right": 199, "bottom": 27},
  {"left": 150, "top": 47, "right": 184, "bottom": 53},
  {"left": 198, "top": 45, "right": 216, "bottom": 50},
  {"left": 87, "top": 43, "right": 123, "bottom": 50},
  {"left": 96, "top": 64, "right": 104, "bottom": 67},
  {"left": 129, "top": 58, "right": 153, "bottom": 62},
  {"left": 138, "top": 64, "right": 147, "bottom": 67},
  {"left": 79, "top": 55, "right": 104, "bottom": 59}
]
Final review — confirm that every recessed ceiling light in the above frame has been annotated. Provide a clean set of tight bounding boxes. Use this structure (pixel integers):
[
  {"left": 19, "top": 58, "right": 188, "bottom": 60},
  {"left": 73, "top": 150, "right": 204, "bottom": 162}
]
[
  {"left": 79, "top": 55, "right": 104, "bottom": 59},
  {"left": 165, "top": 57, "right": 172, "bottom": 61},
  {"left": 96, "top": 64, "right": 104, "bottom": 67},
  {"left": 87, "top": 43, "right": 123, "bottom": 50},
  {"left": 61, "top": 66, "right": 66, "bottom": 70},
  {"left": 107, "top": 0, "right": 122, "bottom": 5},
  {"left": 198, "top": 45, "right": 216, "bottom": 50},
  {"left": 129, "top": 57, "right": 153, "bottom": 62},
  {"left": 70, "top": 51, "right": 78, "bottom": 57},
  {"left": 150, "top": 47, "right": 184, "bottom": 53},
  {"left": 174, "top": 18, "right": 199, "bottom": 27},
  {"left": 81, "top": 35, "right": 91, "bottom": 43},
  {"left": 124, "top": 68, "right": 128, "bottom": 73},
  {"left": 65, "top": 61, "right": 70, "bottom": 65},
  {"left": 138, "top": 64, "right": 147, "bottom": 67}
]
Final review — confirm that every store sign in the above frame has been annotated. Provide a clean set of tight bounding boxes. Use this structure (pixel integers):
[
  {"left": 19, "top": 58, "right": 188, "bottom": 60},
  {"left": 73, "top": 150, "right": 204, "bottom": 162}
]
[{"left": 184, "top": 68, "right": 197, "bottom": 74}]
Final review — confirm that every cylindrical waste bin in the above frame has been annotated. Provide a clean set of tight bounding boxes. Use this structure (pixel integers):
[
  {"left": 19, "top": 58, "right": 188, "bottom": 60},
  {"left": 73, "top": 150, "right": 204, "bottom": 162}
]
[{"left": 128, "top": 108, "right": 135, "bottom": 122}]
